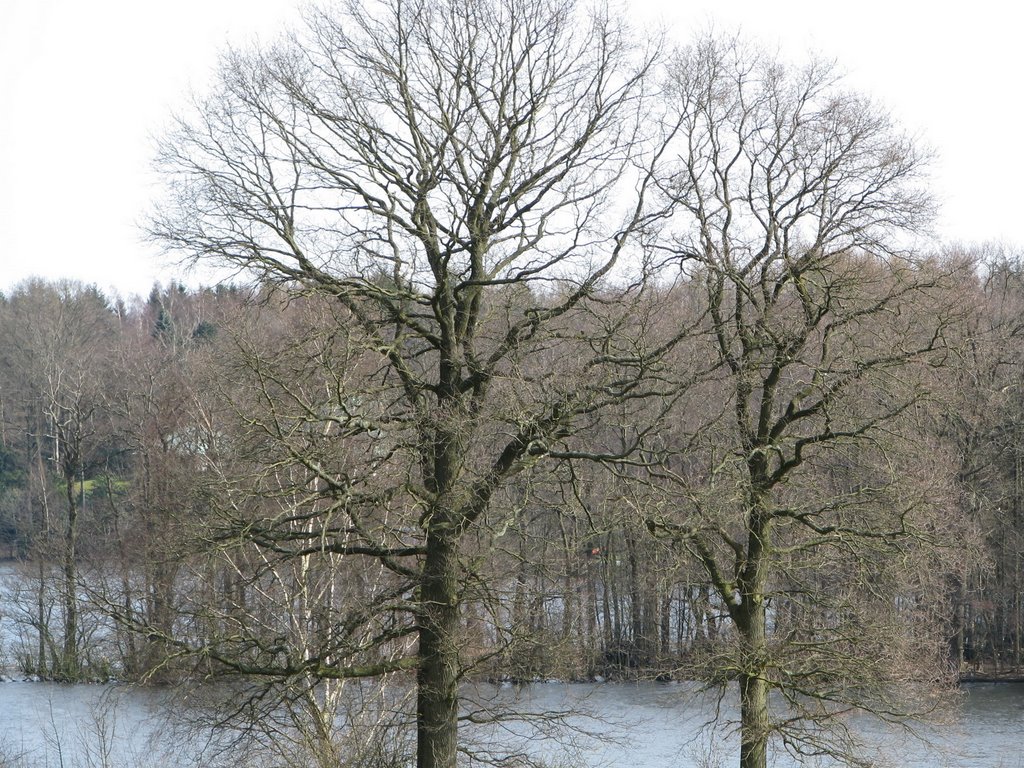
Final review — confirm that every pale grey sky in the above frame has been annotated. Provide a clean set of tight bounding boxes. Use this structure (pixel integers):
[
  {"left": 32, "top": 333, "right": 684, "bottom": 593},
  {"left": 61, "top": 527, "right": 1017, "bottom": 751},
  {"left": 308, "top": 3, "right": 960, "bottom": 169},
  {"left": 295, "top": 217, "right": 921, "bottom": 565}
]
[{"left": 1, "top": 0, "right": 1020, "bottom": 299}]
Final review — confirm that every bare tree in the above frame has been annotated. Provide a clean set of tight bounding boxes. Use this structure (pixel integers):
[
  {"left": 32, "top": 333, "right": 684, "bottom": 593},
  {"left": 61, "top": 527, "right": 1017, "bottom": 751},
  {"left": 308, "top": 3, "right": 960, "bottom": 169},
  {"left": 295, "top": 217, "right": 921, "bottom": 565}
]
[
  {"left": 98, "top": 284, "right": 230, "bottom": 679},
  {"left": 931, "top": 246, "right": 1024, "bottom": 678},
  {"left": 0, "top": 280, "right": 120, "bottom": 680},
  {"left": 647, "top": 36, "right": 969, "bottom": 768},
  {"left": 149, "top": 0, "right": 671, "bottom": 765}
]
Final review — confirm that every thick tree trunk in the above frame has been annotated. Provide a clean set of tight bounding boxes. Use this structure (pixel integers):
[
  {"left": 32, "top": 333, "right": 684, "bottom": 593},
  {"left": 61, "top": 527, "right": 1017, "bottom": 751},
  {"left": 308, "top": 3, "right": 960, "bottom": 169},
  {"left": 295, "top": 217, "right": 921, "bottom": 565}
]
[
  {"left": 739, "top": 666, "right": 770, "bottom": 768},
  {"left": 61, "top": 471, "right": 79, "bottom": 680},
  {"left": 738, "top": 589, "right": 770, "bottom": 768},
  {"left": 417, "top": 527, "right": 460, "bottom": 768},
  {"left": 737, "top": 500, "right": 771, "bottom": 768}
]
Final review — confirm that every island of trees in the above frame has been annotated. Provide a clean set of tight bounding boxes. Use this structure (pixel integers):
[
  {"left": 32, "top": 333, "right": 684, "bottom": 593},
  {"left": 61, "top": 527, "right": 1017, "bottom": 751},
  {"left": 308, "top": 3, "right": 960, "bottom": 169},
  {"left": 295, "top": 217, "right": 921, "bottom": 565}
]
[{"left": 0, "top": 2, "right": 1021, "bottom": 767}]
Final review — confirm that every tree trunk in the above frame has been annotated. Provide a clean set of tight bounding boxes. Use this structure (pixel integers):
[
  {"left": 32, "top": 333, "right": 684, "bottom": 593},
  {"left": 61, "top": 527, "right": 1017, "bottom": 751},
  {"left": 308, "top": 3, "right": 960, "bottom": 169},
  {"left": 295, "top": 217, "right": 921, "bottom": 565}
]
[
  {"left": 601, "top": 536, "right": 614, "bottom": 653},
  {"left": 739, "top": 664, "right": 770, "bottom": 768},
  {"left": 738, "top": 500, "right": 771, "bottom": 768},
  {"left": 626, "top": 529, "right": 644, "bottom": 660},
  {"left": 36, "top": 560, "right": 47, "bottom": 675},
  {"left": 61, "top": 470, "right": 80, "bottom": 680},
  {"left": 660, "top": 587, "right": 672, "bottom": 659},
  {"left": 417, "top": 526, "right": 460, "bottom": 768}
]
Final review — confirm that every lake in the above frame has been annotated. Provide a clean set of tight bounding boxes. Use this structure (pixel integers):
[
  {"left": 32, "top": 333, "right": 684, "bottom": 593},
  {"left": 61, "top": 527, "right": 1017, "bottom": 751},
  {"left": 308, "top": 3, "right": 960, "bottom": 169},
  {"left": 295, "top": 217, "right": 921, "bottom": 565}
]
[{"left": 1, "top": 680, "right": 1023, "bottom": 767}]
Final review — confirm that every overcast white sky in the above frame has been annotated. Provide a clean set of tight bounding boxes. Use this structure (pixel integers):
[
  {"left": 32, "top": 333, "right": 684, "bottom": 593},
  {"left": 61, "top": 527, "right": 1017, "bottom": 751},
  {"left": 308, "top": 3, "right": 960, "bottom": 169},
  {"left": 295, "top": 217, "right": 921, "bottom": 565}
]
[{"left": 1, "top": 0, "right": 1021, "bottom": 300}]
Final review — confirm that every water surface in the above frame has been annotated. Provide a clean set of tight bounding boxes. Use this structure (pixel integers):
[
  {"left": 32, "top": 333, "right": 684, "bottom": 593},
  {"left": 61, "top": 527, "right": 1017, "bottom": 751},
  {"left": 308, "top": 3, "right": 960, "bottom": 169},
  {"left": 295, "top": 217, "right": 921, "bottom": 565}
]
[{"left": 2, "top": 680, "right": 1023, "bottom": 767}]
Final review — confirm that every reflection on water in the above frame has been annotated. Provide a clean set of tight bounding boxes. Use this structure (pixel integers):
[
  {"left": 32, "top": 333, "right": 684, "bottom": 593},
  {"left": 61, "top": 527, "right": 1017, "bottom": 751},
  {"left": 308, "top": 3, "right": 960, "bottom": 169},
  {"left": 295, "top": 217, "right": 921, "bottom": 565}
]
[{"left": 1, "top": 680, "right": 1024, "bottom": 767}]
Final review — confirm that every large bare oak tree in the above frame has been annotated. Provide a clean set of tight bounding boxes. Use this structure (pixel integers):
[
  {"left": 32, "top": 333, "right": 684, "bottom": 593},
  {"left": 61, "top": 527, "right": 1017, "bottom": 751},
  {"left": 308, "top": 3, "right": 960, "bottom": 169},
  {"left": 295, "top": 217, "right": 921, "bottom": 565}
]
[{"left": 149, "top": 0, "right": 670, "bottom": 765}]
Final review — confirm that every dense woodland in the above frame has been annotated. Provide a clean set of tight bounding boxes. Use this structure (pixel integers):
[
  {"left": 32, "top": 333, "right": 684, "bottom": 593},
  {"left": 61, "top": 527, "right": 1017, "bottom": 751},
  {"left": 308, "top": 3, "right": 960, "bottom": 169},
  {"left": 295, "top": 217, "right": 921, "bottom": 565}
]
[
  {"left": 2, "top": 1, "right": 1024, "bottom": 767},
  {"left": 0, "top": 260, "right": 1019, "bottom": 759}
]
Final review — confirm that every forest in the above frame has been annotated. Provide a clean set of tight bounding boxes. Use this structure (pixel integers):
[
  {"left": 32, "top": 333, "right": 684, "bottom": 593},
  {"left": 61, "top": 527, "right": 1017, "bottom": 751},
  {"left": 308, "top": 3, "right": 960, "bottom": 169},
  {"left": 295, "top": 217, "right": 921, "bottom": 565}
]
[
  {"left": 1, "top": 251, "right": 1020, "bottom": 765},
  {"left": 1, "top": 1, "right": 1023, "bottom": 767}
]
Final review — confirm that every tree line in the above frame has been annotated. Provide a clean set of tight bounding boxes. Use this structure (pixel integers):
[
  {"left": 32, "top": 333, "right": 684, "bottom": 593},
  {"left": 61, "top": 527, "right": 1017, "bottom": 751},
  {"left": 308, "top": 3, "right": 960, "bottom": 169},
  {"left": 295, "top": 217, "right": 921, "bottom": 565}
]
[
  {"left": 1, "top": 2, "right": 1022, "bottom": 767},
  {"left": 0, "top": 254, "right": 1017, "bottom": 765}
]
